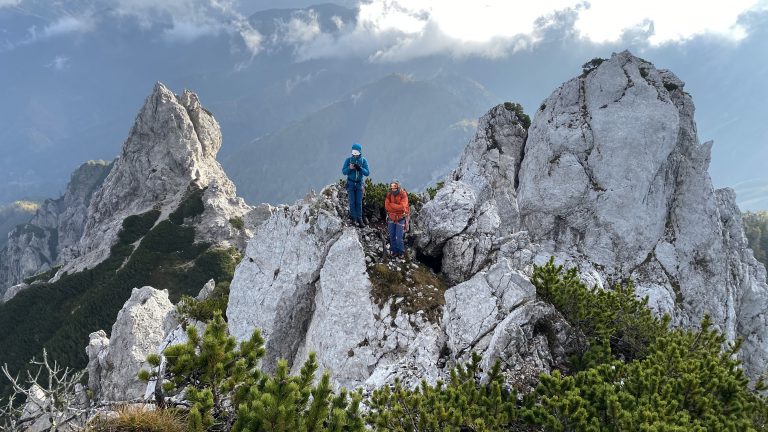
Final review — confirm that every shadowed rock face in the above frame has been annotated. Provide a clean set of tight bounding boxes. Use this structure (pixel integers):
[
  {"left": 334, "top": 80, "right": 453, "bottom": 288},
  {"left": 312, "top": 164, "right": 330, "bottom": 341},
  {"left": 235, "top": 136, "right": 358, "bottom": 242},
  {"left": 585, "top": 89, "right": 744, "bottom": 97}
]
[{"left": 0, "top": 160, "right": 112, "bottom": 299}]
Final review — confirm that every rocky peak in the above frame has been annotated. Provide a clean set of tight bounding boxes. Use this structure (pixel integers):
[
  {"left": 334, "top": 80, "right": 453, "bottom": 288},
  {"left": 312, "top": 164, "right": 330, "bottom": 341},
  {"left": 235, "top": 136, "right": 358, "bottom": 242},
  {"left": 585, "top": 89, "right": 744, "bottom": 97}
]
[
  {"left": 518, "top": 50, "right": 691, "bottom": 274},
  {"left": 425, "top": 50, "right": 768, "bottom": 378},
  {"left": 416, "top": 103, "right": 527, "bottom": 284},
  {"left": 59, "top": 82, "right": 252, "bottom": 274}
]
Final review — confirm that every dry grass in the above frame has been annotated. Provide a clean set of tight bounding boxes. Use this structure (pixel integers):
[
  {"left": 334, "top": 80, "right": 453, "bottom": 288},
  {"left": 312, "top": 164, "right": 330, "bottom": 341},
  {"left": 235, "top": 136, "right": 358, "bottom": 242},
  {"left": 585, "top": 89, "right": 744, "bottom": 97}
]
[
  {"left": 368, "top": 262, "right": 447, "bottom": 322},
  {"left": 87, "top": 405, "right": 186, "bottom": 432}
]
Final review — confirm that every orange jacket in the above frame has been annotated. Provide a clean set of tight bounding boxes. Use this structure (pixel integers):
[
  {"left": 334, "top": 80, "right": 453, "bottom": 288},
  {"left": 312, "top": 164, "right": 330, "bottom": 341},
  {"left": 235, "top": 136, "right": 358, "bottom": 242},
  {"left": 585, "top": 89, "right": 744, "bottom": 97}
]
[{"left": 385, "top": 189, "right": 409, "bottom": 222}]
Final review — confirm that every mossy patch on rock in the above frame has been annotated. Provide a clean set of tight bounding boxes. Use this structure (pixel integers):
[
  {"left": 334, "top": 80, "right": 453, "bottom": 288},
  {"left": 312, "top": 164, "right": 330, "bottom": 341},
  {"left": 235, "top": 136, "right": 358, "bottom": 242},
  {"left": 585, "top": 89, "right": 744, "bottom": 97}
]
[{"left": 368, "top": 260, "right": 447, "bottom": 322}]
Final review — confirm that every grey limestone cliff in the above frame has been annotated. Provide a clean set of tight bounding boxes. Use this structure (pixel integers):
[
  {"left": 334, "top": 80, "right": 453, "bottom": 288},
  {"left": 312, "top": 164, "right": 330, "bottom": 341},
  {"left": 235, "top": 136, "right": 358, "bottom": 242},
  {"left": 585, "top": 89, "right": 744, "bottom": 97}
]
[
  {"left": 0, "top": 160, "right": 112, "bottom": 300},
  {"left": 58, "top": 83, "right": 254, "bottom": 277}
]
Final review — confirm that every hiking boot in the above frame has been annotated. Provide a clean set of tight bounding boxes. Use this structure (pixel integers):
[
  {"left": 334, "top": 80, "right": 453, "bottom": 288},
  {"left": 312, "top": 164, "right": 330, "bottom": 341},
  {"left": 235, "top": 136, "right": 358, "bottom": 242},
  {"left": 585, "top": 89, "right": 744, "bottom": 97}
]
[{"left": 357, "top": 219, "right": 365, "bottom": 228}]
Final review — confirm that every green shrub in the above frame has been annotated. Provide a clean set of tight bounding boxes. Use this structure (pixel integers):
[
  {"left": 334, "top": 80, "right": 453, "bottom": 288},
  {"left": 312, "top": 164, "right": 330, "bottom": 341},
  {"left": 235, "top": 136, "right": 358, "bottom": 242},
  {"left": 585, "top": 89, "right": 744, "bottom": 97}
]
[
  {"left": 367, "top": 353, "right": 524, "bottom": 431},
  {"left": 139, "top": 220, "right": 196, "bottom": 254},
  {"left": 503, "top": 102, "right": 532, "bottom": 129},
  {"left": 87, "top": 405, "right": 186, "bottom": 432},
  {"left": 233, "top": 356, "right": 364, "bottom": 432},
  {"left": 194, "top": 247, "right": 240, "bottom": 280},
  {"left": 531, "top": 257, "right": 668, "bottom": 369},
  {"left": 525, "top": 317, "right": 768, "bottom": 431},
  {"left": 363, "top": 179, "right": 389, "bottom": 222},
  {"left": 23, "top": 265, "right": 61, "bottom": 285},
  {"left": 581, "top": 57, "right": 606, "bottom": 77},
  {"left": 141, "top": 312, "right": 363, "bottom": 432},
  {"left": 229, "top": 216, "right": 244, "bottom": 230},
  {"left": 743, "top": 211, "right": 768, "bottom": 273},
  {"left": 169, "top": 184, "right": 206, "bottom": 225},
  {"left": 117, "top": 209, "right": 161, "bottom": 244},
  {"left": 176, "top": 281, "right": 231, "bottom": 322},
  {"left": 523, "top": 258, "right": 768, "bottom": 430},
  {"left": 426, "top": 181, "right": 445, "bottom": 200}
]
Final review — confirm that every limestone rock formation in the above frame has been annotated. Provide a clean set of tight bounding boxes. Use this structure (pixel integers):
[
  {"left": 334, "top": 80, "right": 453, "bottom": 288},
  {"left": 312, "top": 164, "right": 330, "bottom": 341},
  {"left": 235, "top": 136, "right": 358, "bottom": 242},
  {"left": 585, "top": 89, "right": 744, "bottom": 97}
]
[
  {"left": 59, "top": 83, "right": 253, "bottom": 276},
  {"left": 513, "top": 51, "right": 768, "bottom": 377},
  {"left": 86, "top": 287, "right": 176, "bottom": 402},
  {"left": 416, "top": 50, "right": 768, "bottom": 379},
  {"left": 416, "top": 104, "right": 527, "bottom": 284},
  {"left": 0, "top": 160, "right": 112, "bottom": 301},
  {"left": 227, "top": 183, "right": 570, "bottom": 390}
]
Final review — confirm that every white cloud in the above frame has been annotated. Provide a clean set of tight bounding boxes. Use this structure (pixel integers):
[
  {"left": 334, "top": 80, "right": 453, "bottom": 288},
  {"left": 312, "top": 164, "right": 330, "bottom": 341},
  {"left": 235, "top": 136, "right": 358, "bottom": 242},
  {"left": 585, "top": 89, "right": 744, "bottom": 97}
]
[
  {"left": 45, "top": 55, "right": 70, "bottom": 70},
  {"left": 0, "top": 0, "right": 21, "bottom": 7},
  {"left": 281, "top": 0, "right": 767, "bottom": 62},
  {"left": 42, "top": 15, "right": 96, "bottom": 38},
  {"left": 277, "top": 10, "right": 322, "bottom": 44},
  {"left": 573, "top": 0, "right": 758, "bottom": 44},
  {"left": 111, "top": 0, "right": 263, "bottom": 53}
]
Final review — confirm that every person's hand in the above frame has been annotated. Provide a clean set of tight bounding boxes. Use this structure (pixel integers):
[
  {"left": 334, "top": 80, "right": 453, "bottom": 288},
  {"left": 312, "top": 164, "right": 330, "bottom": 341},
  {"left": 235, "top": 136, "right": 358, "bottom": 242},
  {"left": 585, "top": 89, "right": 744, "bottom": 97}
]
[{"left": 349, "top": 163, "right": 355, "bottom": 170}]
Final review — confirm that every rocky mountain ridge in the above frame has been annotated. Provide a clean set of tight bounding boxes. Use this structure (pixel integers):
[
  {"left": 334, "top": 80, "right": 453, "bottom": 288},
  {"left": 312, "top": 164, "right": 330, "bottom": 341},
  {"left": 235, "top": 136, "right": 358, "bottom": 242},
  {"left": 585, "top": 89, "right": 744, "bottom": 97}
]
[
  {"left": 221, "top": 50, "right": 768, "bottom": 392},
  {"left": 2, "top": 52, "right": 767, "bottom": 428}
]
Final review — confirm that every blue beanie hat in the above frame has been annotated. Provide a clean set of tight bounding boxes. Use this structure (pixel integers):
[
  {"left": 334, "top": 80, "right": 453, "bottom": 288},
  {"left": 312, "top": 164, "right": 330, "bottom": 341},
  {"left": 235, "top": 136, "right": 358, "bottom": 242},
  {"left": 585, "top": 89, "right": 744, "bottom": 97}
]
[{"left": 351, "top": 143, "right": 362, "bottom": 153}]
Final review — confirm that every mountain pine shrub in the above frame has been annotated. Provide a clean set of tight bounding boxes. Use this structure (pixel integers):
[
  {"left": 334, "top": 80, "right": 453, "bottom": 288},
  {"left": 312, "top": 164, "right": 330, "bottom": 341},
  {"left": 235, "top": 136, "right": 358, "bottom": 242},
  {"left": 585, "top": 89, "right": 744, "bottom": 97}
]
[
  {"left": 169, "top": 184, "right": 206, "bottom": 225},
  {"left": 581, "top": 57, "right": 606, "bottom": 77},
  {"left": 524, "top": 317, "right": 768, "bottom": 431},
  {"left": 531, "top": 257, "right": 668, "bottom": 370},
  {"left": 524, "top": 258, "right": 768, "bottom": 430},
  {"left": 176, "top": 280, "right": 232, "bottom": 322},
  {"left": 141, "top": 311, "right": 363, "bottom": 432},
  {"left": 503, "top": 102, "right": 531, "bottom": 129},
  {"left": 366, "top": 353, "right": 526, "bottom": 431},
  {"left": 425, "top": 181, "right": 444, "bottom": 200},
  {"left": 229, "top": 216, "right": 245, "bottom": 230}
]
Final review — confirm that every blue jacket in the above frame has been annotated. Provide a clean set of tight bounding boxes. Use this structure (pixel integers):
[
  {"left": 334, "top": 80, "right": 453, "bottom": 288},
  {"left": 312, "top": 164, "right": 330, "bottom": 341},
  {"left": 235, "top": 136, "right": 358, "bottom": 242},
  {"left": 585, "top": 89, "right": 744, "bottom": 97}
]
[{"left": 342, "top": 156, "right": 369, "bottom": 183}]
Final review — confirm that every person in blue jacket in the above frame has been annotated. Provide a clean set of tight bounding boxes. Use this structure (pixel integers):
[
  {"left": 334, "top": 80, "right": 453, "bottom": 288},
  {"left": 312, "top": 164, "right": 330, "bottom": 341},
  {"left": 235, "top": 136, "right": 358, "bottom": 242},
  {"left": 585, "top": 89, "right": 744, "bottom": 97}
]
[{"left": 342, "top": 143, "right": 369, "bottom": 227}]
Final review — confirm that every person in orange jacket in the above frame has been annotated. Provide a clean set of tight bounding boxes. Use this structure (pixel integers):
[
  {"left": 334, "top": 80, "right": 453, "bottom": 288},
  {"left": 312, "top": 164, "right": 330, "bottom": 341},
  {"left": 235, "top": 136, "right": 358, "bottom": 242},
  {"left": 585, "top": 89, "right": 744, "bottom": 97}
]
[{"left": 385, "top": 180, "right": 409, "bottom": 258}]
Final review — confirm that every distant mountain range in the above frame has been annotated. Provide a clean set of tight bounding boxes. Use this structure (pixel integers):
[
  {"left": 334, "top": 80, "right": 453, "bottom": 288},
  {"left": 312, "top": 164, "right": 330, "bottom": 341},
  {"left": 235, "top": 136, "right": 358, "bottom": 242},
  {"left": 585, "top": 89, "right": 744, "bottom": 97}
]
[
  {"left": 223, "top": 73, "right": 493, "bottom": 204},
  {"left": 0, "top": 3, "right": 558, "bottom": 206},
  {"left": 3, "top": 2, "right": 766, "bottom": 208}
]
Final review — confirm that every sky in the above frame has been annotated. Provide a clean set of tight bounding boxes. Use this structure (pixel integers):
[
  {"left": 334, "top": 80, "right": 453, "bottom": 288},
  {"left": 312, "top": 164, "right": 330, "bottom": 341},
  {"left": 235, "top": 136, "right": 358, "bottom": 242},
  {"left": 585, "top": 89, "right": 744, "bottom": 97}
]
[{"left": 1, "top": 0, "right": 767, "bottom": 208}]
